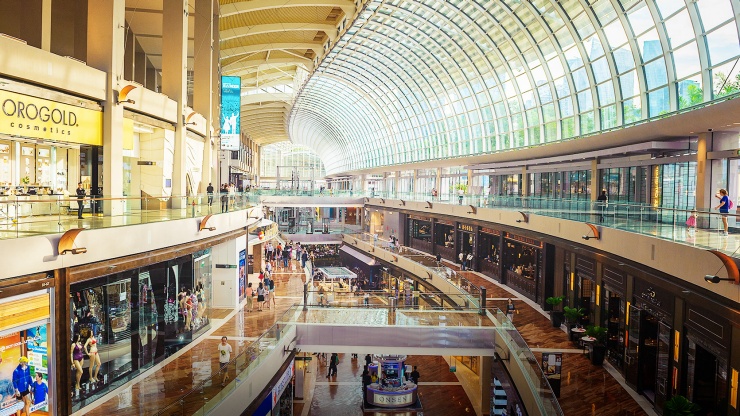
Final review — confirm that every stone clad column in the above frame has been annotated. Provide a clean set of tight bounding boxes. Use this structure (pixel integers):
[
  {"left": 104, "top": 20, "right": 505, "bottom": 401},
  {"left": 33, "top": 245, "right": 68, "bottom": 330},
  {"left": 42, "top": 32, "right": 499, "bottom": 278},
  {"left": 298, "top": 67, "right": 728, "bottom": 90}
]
[
  {"left": 87, "top": 0, "right": 125, "bottom": 215},
  {"left": 194, "top": 0, "right": 215, "bottom": 193},
  {"left": 162, "top": 0, "right": 188, "bottom": 206}
]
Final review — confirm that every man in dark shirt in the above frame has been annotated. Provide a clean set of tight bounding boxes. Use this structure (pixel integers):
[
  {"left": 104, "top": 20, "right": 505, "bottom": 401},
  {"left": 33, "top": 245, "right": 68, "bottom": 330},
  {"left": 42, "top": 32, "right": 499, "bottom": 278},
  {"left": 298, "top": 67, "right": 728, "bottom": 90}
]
[
  {"left": 362, "top": 369, "right": 372, "bottom": 405},
  {"left": 206, "top": 183, "right": 214, "bottom": 207},
  {"left": 75, "top": 182, "right": 86, "bottom": 219},
  {"left": 220, "top": 184, "right": 229, "bottom": 213},
  {"left": 597, "top": 189, "right": 608, "bottom": 222},
  {"left": 410, "top": 366, "right": 420, "bottom": 384}
]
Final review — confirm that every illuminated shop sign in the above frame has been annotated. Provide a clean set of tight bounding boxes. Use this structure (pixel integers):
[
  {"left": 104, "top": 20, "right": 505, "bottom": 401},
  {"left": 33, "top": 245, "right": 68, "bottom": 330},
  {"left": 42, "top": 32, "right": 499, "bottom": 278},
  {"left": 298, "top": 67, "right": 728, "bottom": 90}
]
[
  {"left": 374, "top": 392, "right": 413, "bottom": 405},
  {"left": 220, "top": 76, "right": 241, "bottom": 151},
  {"left": 0, "top": 90, "right": 102, "bottom": 145}
]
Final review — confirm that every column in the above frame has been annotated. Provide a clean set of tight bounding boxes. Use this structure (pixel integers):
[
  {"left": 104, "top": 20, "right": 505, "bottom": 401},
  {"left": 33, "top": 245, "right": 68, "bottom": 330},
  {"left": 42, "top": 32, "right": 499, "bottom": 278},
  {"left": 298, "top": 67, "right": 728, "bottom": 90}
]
[
  {"left": 87, "top": 0, "right": 125, "bottom": 216},
  {"left": 194, "top": 0, "right": 215, "bottom": 192},
  {"left": 123, "top": 28, "right": 134, "bottom": 80},
  {"left": 211, "top": 7, "right": 220, "bottom": 184},
  {"left": 41, "top": 0, "right": 51, "bottom": 51},
  {"left": 134, "top": 51, "right": 147, "bottom": 85},
  {"left": 521, "top": 166, "right": 529, "bottom": 197},
  {"left": 480, "top": 356, "right": 493, "bottom": 416},
  {"left": 162, "top": 0, "right": 188, "bottom": 207},
  {"left": 436, "top": 168, "right": 441, "bottom": 195},
  {"left": 394, "top": 171, "right": 400, "bottom": 198},
  {"left": 696, "top": 133, "right": 711, "bottom": 210},
  {"left": 591, "top": 159, "right": 599, "bottom": 202}
]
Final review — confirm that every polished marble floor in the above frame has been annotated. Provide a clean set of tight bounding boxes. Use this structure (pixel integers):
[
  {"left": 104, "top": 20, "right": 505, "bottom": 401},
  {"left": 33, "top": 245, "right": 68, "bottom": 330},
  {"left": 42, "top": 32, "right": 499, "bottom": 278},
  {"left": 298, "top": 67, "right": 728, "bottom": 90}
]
[{"left": 80, "top": 256, "right": 652, "bottom": 416}]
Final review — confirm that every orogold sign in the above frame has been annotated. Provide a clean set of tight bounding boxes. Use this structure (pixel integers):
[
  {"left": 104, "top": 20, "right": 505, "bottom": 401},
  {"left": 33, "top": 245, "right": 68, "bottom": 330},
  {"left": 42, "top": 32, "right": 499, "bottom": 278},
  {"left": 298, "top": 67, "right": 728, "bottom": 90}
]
[{"left": 0, "top": 89, "right": 102, "bottom": 146}]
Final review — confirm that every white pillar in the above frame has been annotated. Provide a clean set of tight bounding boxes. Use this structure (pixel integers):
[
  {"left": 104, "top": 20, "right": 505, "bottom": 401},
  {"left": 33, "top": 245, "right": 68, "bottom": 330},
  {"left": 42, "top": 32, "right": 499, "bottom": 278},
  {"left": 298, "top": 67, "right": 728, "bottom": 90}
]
[
  {"left": 163, "top": 0, "right": 188, "bottom": 207},
  {"left": 195, "top": 0, "right": 215, "bottom": 192},
  {"left": 87, "top": 0, "right": 125, "bottom": 216}
]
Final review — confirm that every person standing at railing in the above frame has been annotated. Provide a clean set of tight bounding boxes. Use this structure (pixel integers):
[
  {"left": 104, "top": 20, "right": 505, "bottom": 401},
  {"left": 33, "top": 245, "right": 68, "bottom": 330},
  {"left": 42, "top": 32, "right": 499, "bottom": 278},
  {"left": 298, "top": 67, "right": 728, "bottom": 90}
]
[
  {"left": 506, "top": 298, "right": 518, "bottom": 324},
  {"left": 715, "top": 189, "right": 732, "bottom": 236},
  {"left": 458, "top": 188, "right": 464, "bottom": 205},
  {"left": 75, "top": 182, "right": 86, "bottom": 219},
  {"left": 597, "top": 189, "right": 608, "bottom": 223},
  {"left": 206, "top": 183, "right": 214, "bottom": 209},
  {"left": 436, "top": 253, "right": 442, "bottom": 266}
]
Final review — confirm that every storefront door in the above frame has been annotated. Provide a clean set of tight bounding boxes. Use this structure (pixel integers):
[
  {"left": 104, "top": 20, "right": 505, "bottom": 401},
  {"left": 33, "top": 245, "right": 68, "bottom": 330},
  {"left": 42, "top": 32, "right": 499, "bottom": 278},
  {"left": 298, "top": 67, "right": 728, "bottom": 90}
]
[
  {"left": 655, "top": 321, "right": 671, "bottom": 412},
  {"left": 625, "top": 305, "right": 641, "bottom": 389},
  {"left": 686, "top": 336, "right": 729, "bottom": 416}
]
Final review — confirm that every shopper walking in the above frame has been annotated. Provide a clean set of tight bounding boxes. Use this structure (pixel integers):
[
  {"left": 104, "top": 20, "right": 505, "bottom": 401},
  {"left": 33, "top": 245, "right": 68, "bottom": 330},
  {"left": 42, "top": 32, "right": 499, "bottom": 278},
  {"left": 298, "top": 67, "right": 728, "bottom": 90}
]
[
  {"left": 218, "top": 336, "right": 232, "bottom": 386},
  {"left": 435, "top": 253, "right": 442, "bottom": 266},
  {"left": 257, "top": 283, "right": 266, "bottom": 311},
  {"left": 466, "top": 252, "right": 474, "bottom": 271},
  {"left": 597, "top": 189, "right": 608, "bottom": 222},
  {"left": 220, "top": 184, "right": 229, "bottom": 213},
  {"left": 410, "top": 366, "right": 420, "bottom": 384},
  {"left": 506, "top": 298, "right": 518, "bottom": 324},
  {"left": 206, "top": 183, "right": 214, "bottom": 208},
  {"left": 327, "top": 353, "right": 338, "bottom": 378},
  {"left": 75, "top": 182, "right": 86, "bottom": 219},
  {"left": 459, "top": 251, "right": 465, "bottom": 271},
  {"left": 246, "top": 283, "right": 254, "bottom": 312}
]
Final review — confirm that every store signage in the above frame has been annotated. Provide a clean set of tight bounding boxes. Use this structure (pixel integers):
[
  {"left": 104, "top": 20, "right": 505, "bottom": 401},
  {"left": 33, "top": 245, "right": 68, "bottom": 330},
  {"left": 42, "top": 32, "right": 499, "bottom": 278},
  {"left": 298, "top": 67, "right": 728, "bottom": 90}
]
[
  {"left": 220, "top": 76, "right": 241, "bottom": 151},
  {"left": 408, "top": 215, "right": 430, "bottom": 221},
  {"left": 639, "top": 286, "right": 662, "bottom": 307},
  {"left": 215, "top": 264, "right": 237, "bottom": 269},
  {"left": 457, "top": 223, "right": 474, "bottom": 232},
  {"left": 272, "top": 359, "right": 294, "bottom": 407},
  {"left": 374, "top": 392, "right": 413, "bottom": 405},
  {"left": 437, "top": 219, "right": 454, "bottom": 226},
  {"left": 480, "top": 227, "right": 500, "bottom": 236},
  {"left": 0, "top": 90, "right": 102, "bottom": 145},
  {"left": 505, "top": 233, "right": 543, "bottom": 248}
]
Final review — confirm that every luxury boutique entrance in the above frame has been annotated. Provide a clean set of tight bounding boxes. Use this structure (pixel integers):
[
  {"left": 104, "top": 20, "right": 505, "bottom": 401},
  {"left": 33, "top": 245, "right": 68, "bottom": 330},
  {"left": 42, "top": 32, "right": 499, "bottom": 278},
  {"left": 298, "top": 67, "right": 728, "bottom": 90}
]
[{"left": 625, "top": 306, "right": 671, "bottom": 412}]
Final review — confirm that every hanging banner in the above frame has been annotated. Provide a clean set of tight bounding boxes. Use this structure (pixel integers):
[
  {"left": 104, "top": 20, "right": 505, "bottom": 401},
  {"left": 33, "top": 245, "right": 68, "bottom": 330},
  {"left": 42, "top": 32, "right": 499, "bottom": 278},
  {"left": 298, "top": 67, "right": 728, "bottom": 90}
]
[
  {"left": 220, "top": 76, "right": 241, "bottom": 151},
  {"left": 541, "top": 352, "right": 562, "bottom": 398}
]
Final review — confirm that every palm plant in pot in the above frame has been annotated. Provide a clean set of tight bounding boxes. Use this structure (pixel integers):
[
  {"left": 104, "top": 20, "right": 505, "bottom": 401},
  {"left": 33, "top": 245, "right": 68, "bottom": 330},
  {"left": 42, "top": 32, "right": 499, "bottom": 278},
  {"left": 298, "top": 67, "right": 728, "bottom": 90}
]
[
  {"left": 563, "top": 306, "right": 584, "bottom": 341},
  {"left": 545, "top": 296, "right": 565, "bottom": 328},
  {"left": 663, "top": 395, "right": 700, "bottom": 416},
  {"left": 585, "top": 325, "right": 608, "bottom": 365}
]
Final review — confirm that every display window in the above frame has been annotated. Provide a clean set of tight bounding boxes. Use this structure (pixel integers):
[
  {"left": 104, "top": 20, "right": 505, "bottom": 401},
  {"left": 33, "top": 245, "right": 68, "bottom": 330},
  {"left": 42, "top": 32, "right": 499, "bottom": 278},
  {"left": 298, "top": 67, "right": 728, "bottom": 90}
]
[
  {"left": 434, "top": 223, "right": 454, "bottom": 248},
  {"left": 69, "top": 249, "right": 213, "bottom": 412}
]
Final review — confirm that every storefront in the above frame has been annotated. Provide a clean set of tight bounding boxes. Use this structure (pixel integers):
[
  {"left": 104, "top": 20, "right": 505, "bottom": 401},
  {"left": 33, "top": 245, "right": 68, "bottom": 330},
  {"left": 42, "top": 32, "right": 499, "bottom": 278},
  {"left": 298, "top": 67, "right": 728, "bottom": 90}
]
[
  {"left": 67, "top": 249, "right": 212, "bottom": 413},
  {"left": 574, "top": 256, "right": 596, "bottom": 327},
  {"left": 600, "top": 266, "right": 626, "bottom": 369},
  {"left": 0, "top": 278, "right": 54, "bottom": 416},
  {"left": 502, "top": 233, "right": 542, "bottom": 302},
  {"left": 0, "top": 84, "right": 102, "bottom": 198},
  {"left": 434, "top": 220, "right": 455, "bottom": 261},
  {"left": 456, "top": 223, "right": 476, "bottom": 270},
  {"left": 477, "top": 227, "right": 501, "bottom": 281},
  {"left": 407, "top": 215, "right": 432, "bottom": 253},
  {"left": 625, "top": 278, "right": 674, "bottom": 411},
  {"left": 247, "top": 358, "right": 295, "bottom": 416}
]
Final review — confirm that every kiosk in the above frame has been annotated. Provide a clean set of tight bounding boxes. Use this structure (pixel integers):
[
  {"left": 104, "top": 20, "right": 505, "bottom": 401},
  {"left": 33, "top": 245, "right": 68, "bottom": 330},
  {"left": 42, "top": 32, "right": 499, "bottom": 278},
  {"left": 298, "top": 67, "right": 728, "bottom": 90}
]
[{"left": 366, "top": 355, "right": 419, "bottom": 409}]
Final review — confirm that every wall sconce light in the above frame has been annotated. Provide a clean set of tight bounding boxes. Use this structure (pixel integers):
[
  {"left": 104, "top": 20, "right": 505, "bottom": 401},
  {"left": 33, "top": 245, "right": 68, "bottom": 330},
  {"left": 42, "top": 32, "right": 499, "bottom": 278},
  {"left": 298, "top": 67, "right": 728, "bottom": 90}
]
[
  {"left": 582, "top": 223, "right": 601, "bottom": 240},
  {"left": 425, "top": 201, "right": 433, "bottom": 209},
  {"left": 380, "top": 198, "right": 385, "bottom": 204},
  {"left": 198, "top": 214, "right": 216, "bottom": 232},
  {"left": 184, "top": 111, "right": 197, "bottom": 126},
  {"left": 705, "top": 250, "right": 740, "bottom": 284},
  {"left": 58, "top": 228, "right": 87, "bottom": 255},
  {"left": 399, "top": 200, "right": 406, "bottom": 206},
  {"left": 467, "top": 205, "right": 477, "bottom": 215},
  {"left": 115, "top": 85, "right": 137, "bottom": 105},
  {"left": 515, "top": 211, "right": 529, "bottom": 223}
]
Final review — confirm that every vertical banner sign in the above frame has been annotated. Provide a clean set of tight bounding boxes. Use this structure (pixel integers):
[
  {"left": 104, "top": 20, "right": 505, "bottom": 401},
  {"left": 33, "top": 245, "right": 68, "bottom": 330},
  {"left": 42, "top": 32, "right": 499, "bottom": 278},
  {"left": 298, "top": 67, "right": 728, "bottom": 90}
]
[
  {"left": 239, "top": 249, "right": 246, "bottom": 301},
  {"left": 220, "top": 76, "right": 241, "bottom": 151}
]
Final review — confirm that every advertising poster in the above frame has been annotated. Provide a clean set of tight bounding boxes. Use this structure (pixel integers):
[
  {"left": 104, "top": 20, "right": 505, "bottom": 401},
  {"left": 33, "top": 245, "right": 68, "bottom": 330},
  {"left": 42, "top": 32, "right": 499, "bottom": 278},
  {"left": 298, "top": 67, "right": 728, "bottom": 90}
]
[
  {"left": 541, "top": 352, "right": 562, "bottom": 398},
  {"left": 220, "top": 76, "right": 241, "bottom": 151},
  {"left": 239, "top": 249, "right": 247, "bottom": 301},
  {"left": 0, "top": 325, "right": 50, "bottom": 415}
]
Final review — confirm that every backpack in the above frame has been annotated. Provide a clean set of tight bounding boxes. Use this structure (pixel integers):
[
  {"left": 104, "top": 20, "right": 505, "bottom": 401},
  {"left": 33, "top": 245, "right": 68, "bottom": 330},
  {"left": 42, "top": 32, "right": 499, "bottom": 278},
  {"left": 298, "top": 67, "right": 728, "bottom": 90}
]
[{"left": 730, "top": 199, "right": 734, "bottom": 209}]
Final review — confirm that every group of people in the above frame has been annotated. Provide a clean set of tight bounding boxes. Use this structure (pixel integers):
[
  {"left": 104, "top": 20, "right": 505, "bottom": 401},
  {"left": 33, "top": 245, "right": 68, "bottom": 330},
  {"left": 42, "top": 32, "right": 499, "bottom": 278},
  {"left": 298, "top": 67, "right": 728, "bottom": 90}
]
[
  {"left": 12, "top": 357, "right": 48, "bottom": 415},
  {"left": 178, "top": 284, "right": 207, "bottom": 332},
  {"left": 457, "top": 251, "right": 474, "bottom": 271},
  {"left": 205, "top": 182, "right": 246, "bottom": 213}
]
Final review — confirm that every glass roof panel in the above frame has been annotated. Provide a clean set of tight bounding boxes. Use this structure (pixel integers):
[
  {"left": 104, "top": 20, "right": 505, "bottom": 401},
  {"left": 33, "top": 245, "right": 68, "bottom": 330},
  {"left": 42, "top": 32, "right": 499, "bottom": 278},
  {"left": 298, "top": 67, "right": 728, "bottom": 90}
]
[{"left": 288, "top": 0, "right": 740, "bottom": 174}]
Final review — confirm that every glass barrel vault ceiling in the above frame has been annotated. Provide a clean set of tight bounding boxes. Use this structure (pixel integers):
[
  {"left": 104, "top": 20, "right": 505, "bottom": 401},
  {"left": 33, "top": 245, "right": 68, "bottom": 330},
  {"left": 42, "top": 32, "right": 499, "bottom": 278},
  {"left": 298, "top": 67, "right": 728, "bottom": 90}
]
[{"left": 287, "top": 0, "right": 740, "bottom": 175}]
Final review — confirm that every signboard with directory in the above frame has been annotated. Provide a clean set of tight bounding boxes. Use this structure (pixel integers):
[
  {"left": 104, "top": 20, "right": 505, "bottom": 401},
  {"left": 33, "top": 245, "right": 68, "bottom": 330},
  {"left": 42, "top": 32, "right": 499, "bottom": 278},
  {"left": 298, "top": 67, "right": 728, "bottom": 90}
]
[
  {"left": 220, "top": 76, "right": 241, "bottom": 151},
  {"left": 542, "top": 352, "right": 562, "bottom": 398}
]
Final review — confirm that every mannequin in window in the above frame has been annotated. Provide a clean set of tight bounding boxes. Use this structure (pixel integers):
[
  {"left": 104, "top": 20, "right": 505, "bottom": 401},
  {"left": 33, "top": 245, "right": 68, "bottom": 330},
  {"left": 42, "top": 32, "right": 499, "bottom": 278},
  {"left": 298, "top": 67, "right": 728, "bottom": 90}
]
[
  {"left": 85, "top": 330, "right": 102, "bottom": 384},
  {"left": 70, "top": 334, "right": 85, "bottom": 395}
]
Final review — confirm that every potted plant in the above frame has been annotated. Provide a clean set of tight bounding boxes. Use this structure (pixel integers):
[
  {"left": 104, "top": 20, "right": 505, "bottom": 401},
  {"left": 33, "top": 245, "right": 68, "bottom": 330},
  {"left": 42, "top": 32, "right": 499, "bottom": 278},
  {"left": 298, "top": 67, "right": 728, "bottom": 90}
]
[
  {"left": 563, "top": 306, "right": 584, "bottom": 341},
  {"left": 585, "top": 325, "right": 608, "bottom": 365},
  {"left": 545, "top": 296, "right": 565, "bottom": 327},
  {"left": 664, "top": 395, "right": 700, "bottom": 416}
]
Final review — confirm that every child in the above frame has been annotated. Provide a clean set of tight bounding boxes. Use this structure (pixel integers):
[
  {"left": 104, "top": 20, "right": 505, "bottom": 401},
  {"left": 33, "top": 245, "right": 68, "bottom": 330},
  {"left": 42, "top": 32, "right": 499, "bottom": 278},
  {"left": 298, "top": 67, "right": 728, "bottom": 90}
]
[{"left": 686, "top": 211, "right": 698, "bottom": 233}]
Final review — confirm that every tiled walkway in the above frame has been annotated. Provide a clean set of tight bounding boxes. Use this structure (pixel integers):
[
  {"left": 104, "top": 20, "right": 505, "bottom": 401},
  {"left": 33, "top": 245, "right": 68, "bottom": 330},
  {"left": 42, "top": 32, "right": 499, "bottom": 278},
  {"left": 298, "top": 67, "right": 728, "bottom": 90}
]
[{"left": 80, "top": 256, "right": 654, "bottom": 416}]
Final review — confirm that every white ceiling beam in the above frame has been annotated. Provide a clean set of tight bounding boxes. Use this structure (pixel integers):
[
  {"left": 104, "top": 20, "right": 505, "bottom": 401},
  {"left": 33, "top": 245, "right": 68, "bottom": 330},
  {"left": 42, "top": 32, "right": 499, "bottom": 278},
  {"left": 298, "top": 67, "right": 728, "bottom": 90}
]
[
  {"left": 220, "top": 22, "right": 338, "bottom": 43},
  {"left": 223, "top": 57, "right": 313, "bottom": 73},
  {"left": 220, "top": 0, "right": 355, "bottom": 18},
  {"left": 241, "top": 93, "right": 293, "bottom": 105},
  {"left": 221, "top": 43, "right": 321, "bottom": 60}
]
